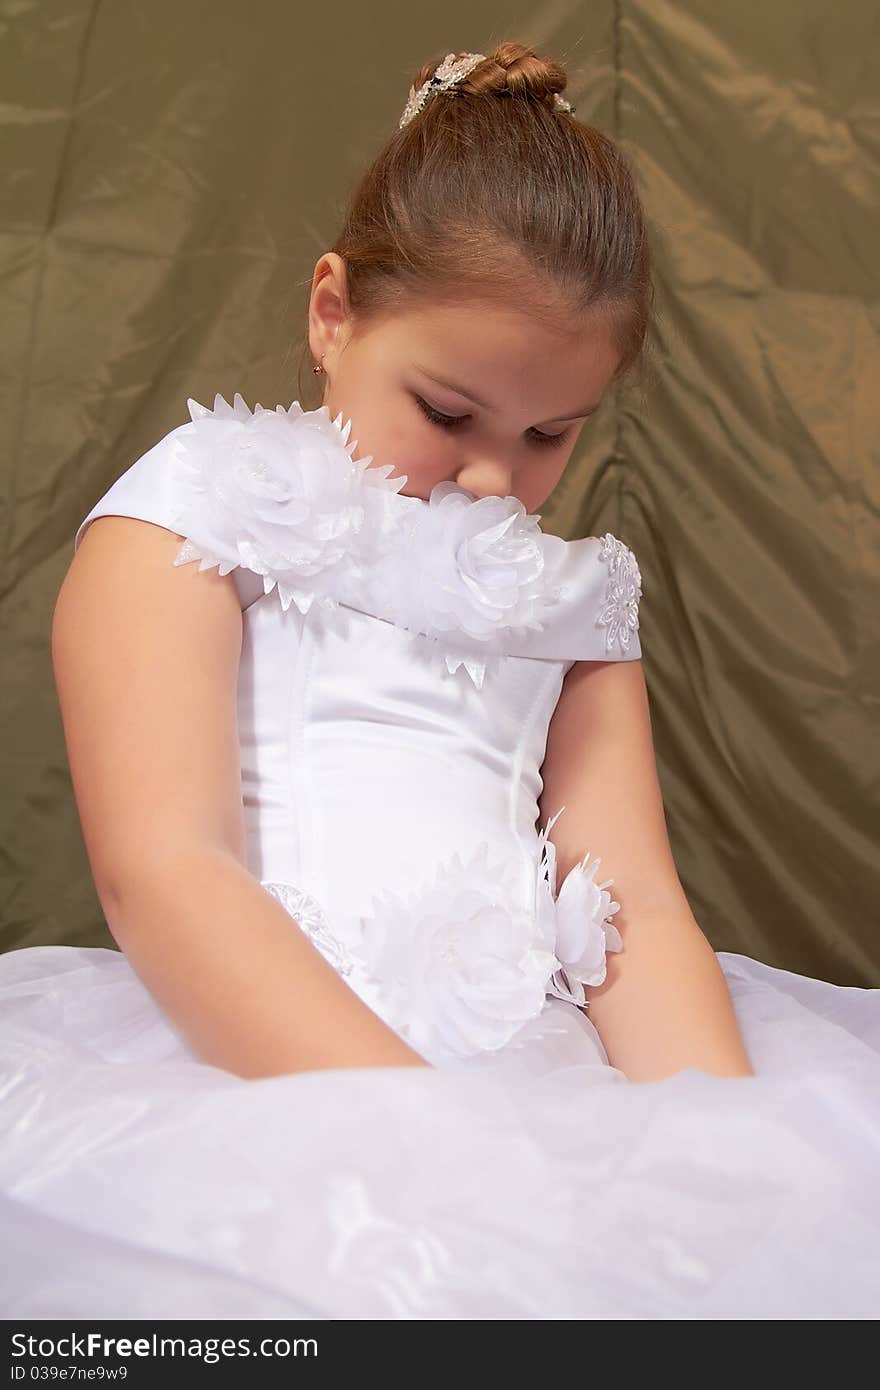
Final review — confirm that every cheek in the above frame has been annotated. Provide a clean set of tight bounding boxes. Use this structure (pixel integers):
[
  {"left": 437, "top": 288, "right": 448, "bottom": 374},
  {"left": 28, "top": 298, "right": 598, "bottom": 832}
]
[
  {"left": 519, "top": 451, "right": 573, "bottom": 511},
  {"left": 534, "top": 445, "right": 571, "bottom": 484},
  {"left": 350, "top": 403, "right": 448, "bottom": 494}
]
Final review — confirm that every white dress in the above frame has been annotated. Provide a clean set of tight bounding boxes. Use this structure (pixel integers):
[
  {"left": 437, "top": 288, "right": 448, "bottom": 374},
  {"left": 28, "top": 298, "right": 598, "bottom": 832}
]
[{"left": 1, "top": 394, "right": 878, "bottom": 1319}]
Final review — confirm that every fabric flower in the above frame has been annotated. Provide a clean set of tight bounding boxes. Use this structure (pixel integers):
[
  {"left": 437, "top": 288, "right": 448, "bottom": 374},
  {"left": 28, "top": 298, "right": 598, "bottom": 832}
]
[
  {"left": 169, "top": 393, "right": 407, "bottom": 614},
  {"left": 596, "top": 532, "right": 642, "bottom": 655},
  {"left": 537, "top": 806, "right": 624, "bottom": 1007},
  {"left": 358, "top": 841, "right": 560, "bottom": 1065},
  {"left": 374, "top": 483, "right": 570, "bottom": 689}
]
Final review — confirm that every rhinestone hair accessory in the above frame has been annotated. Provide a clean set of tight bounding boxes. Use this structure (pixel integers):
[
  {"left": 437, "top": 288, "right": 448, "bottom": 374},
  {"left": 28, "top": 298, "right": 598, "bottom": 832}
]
[{"left": 399, "top": 51, "right": 575, "bottom": 129}]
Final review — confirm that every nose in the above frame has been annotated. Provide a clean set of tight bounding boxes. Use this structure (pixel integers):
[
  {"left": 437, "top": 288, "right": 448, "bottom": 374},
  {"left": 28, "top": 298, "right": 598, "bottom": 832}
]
[{"left": 455, "top": 459, "right": 515, "bottom": 501}]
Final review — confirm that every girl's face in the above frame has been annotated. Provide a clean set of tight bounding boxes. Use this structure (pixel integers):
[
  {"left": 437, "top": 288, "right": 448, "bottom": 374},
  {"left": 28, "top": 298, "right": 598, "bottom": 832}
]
[{"left": 307, "top": 254, "right": 622, "bottom": 515}]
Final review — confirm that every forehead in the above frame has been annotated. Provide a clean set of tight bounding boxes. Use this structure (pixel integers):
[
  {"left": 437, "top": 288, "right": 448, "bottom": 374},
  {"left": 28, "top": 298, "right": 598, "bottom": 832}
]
[{"left": 372, "top": 298, "right": 621, "bottom": 404}]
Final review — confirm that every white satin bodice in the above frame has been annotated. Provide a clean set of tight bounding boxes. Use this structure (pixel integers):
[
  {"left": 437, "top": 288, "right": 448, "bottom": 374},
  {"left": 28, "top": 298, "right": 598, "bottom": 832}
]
[{"left": 239, "top": 585, "right": 566, "bottom": 921}]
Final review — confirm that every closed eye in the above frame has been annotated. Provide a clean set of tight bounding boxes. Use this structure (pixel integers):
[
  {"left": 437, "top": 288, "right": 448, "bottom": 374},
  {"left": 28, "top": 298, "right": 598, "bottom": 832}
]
[{"left": 414, "top": 396, "right": 569, "bottom": 449}]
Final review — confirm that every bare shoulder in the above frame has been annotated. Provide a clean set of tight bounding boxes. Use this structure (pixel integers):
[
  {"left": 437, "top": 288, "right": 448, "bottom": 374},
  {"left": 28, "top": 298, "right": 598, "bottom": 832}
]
[
  {"left": 52, "top": 515, "right": 247, "bottom": 909},
  {"left": 60, "top": 514, "right": 242, "bottom": 663}
]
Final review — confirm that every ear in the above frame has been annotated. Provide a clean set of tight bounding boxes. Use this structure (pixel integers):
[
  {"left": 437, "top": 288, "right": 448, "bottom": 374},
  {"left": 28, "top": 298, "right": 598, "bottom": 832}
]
[{"left": 308, "top": 253, "right": 350, "bottom": 366}]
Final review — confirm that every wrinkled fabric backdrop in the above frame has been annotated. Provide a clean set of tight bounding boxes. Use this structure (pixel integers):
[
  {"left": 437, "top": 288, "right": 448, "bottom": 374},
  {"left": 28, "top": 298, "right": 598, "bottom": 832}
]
[{"left": 2, "top": 3, "right": 877, "bottom": 984}]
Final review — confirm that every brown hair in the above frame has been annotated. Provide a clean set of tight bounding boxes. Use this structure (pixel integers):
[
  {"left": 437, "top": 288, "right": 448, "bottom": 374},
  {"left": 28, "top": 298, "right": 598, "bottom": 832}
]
[{"left": 298, "top": 41, "right": 654, "bottom": 401}]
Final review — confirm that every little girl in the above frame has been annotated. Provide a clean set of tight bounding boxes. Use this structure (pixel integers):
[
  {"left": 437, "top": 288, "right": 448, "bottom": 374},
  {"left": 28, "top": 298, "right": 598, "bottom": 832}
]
[{"left": 2, "top": 42, "right": 877, "bottom": 1320}]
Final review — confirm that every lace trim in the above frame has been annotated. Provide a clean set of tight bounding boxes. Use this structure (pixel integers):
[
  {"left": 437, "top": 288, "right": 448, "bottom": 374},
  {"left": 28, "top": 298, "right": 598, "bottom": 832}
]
[
  {"left": 596, "top": 532, "right": 642, "bottom": 656},
  {"left": 261, "top": 880, "right": 356, "bottom": 977}
]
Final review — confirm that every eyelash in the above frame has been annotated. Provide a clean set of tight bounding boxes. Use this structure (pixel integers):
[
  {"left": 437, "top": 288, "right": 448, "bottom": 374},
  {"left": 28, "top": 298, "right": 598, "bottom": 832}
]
[{"left": 414, "top": 396, "right": 569, "bottom": 449}]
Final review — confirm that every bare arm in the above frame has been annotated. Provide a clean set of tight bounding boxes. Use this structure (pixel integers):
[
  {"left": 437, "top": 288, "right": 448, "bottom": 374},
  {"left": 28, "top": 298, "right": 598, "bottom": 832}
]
[
  {"left": 53, "top": 515, "right": 429, "bottom": 1079},
  {"left": 538, "top": 658, "right": 753, "bottom": 1083}
]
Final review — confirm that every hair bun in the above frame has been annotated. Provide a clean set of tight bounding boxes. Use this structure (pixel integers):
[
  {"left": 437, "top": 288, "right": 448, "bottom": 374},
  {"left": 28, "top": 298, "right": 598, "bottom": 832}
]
[
  {"left": 408, "top": 42, "right": 570, "bottom": 114},
  {"left": 473, "top": 41, "right": 569, "bottom": 106}
]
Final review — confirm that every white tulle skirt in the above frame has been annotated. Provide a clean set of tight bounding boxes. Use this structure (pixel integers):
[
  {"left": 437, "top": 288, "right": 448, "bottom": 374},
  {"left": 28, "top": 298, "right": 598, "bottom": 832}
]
[{"left": 1, "top": 944, "right": 878, "bottom": 1319}]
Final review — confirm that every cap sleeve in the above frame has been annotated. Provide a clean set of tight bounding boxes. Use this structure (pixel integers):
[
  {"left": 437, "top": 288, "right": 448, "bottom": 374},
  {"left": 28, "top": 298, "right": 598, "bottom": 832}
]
[
  {"left": 505, "top": 532, "right": 643, "bottom": 664},
  {"left": 73, "top": 413, "right": 265, "bottom": 610}
]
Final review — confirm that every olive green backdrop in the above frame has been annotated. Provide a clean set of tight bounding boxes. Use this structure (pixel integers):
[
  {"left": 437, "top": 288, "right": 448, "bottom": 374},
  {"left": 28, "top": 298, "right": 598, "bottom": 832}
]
[{"left": 2, "top": 3, "right": 877, "bottom": 984}]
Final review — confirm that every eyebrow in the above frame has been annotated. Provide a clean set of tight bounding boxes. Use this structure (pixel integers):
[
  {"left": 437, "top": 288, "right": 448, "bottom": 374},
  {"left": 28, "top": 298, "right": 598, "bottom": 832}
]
[{"left": 413, "top": 365, "right": 602, "bottom": 423}]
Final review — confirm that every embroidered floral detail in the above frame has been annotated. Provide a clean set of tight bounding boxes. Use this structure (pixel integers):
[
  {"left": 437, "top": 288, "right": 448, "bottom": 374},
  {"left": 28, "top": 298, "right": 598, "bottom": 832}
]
[
  {"left": 261, "top": 879, "right": 356, "bottom": 977},
  {"left": 357, "top": 841, "right": 560, "bottom": 1065},
  {"left": 169, "top": 393, "right": 408, "bottom": 615},
  {"left": 537, "top": 806, "right": 623, "bottom": 1006},
  {"left": 373, "top": 484, "right": 570, "bottom": 690},
  {"left": 596, "top": 532, "right": 642, "bottom": 655}
]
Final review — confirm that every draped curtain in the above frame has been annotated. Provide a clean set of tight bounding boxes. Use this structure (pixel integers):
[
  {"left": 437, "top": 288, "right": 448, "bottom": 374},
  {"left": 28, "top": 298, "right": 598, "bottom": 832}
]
[{"left": 2, "top": 2, "right": 877, "bottom": 983}]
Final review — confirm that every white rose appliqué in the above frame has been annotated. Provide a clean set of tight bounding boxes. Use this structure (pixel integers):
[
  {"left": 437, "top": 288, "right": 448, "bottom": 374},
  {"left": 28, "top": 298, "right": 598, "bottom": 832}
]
[
  {"left": 375, "top": 483, "right": 570, "bottom": 688},
  {"left": 358, "top": 840, "right": 560, "bottom": 1066},
  {"left": 170, "top": 393, "right": 407, "bottom": 614}
]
